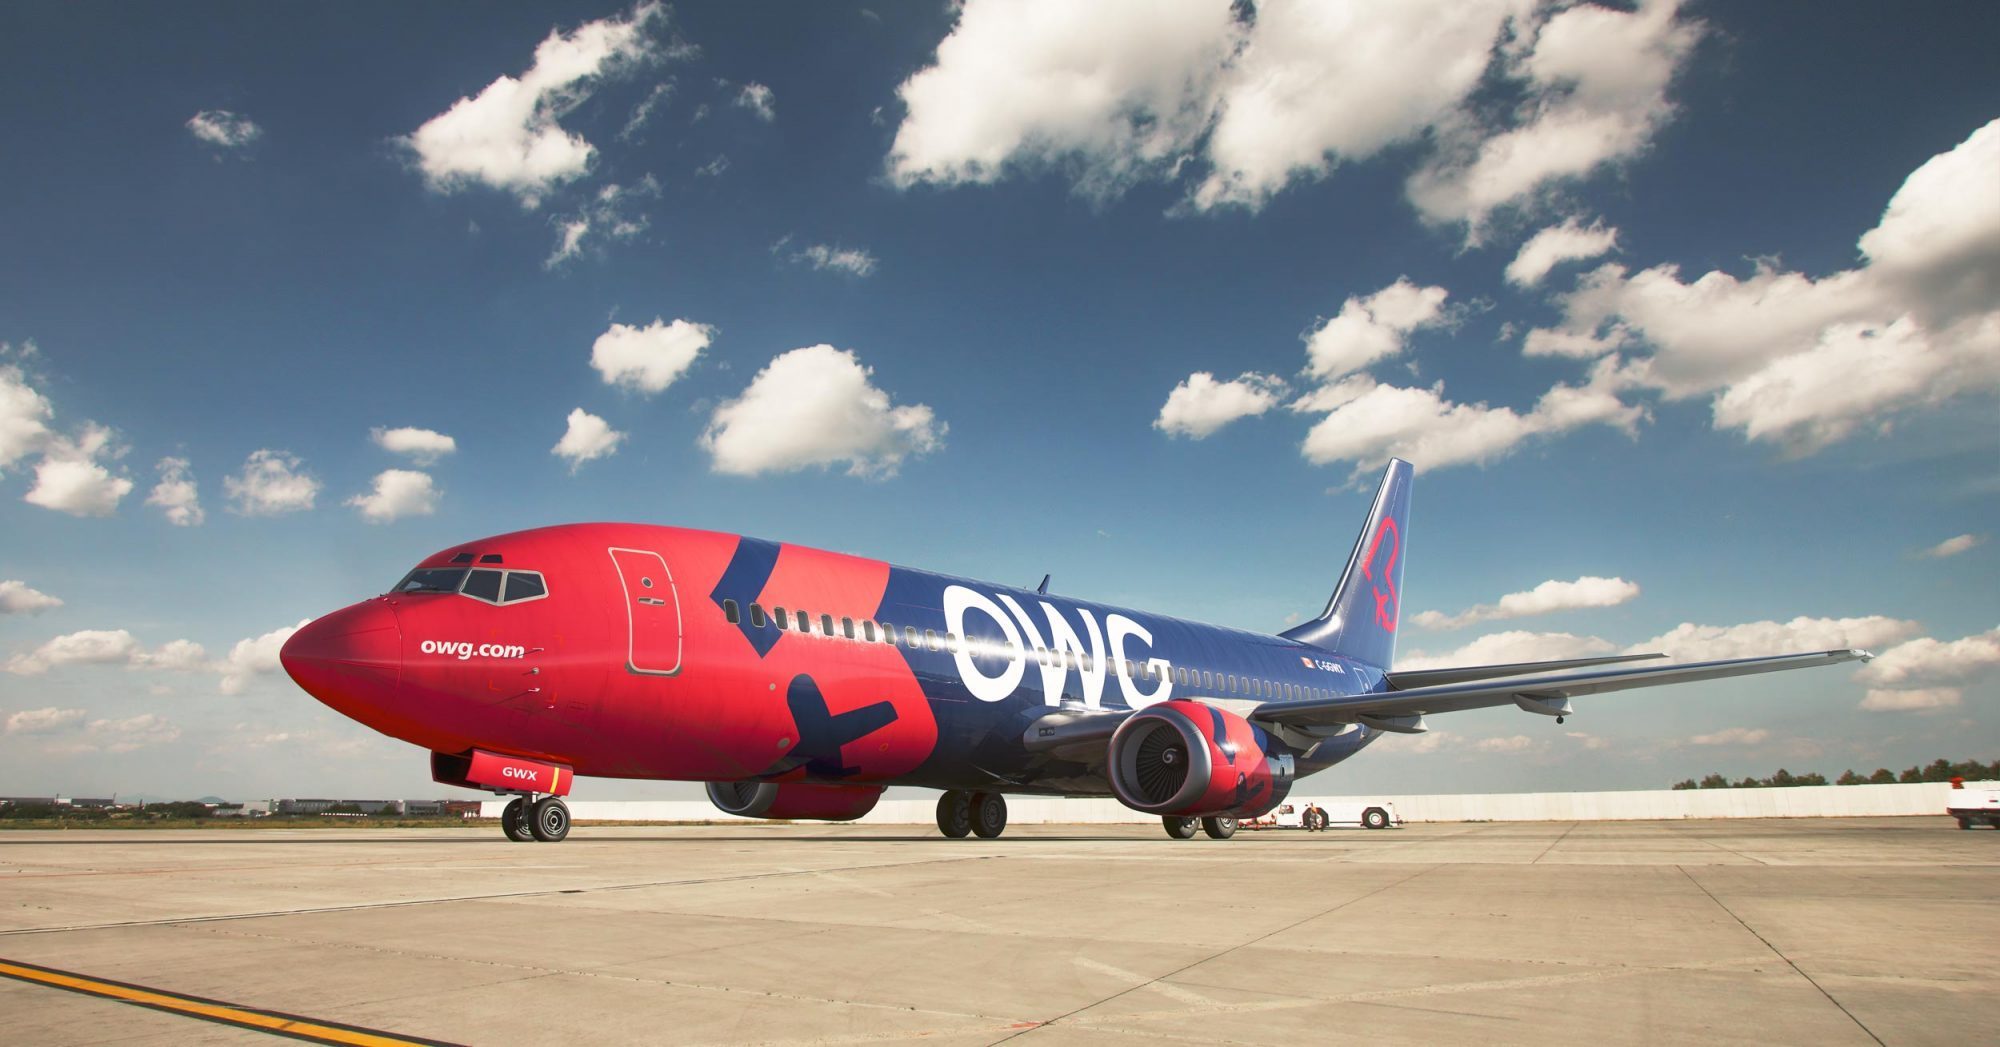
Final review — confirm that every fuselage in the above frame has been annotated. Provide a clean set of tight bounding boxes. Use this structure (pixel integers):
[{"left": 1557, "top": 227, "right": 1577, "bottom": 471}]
[{"left": 281, "top": 523, "right": 1383, "bottom": 796}]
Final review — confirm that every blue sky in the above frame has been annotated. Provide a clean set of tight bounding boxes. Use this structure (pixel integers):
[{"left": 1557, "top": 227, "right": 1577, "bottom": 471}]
[{"left": 1, "top": 1, "right": 1994, "bottom": 802}]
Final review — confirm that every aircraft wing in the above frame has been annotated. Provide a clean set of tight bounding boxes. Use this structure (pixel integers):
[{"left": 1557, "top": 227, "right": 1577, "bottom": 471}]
[{"left": 1253, "top": 649, "right": 1871, "bottom": 733}]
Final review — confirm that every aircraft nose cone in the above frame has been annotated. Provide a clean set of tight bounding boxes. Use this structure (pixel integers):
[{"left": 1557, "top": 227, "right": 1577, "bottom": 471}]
[{"left": 281, "top": 600, "right": 401, "bottom": 714}]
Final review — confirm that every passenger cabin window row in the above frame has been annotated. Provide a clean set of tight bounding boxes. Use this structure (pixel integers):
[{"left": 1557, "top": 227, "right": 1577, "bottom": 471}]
[
  {"left": 716, "top": 597, "right": 1335, "bottom": 699},
  {"left": 393, "top": 567, "right": 548, "bottom": 605}
]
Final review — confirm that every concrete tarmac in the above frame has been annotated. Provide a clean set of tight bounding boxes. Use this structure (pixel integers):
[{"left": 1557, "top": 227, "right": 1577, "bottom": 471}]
[{"left": 1, "top": 818, "right": 1994, "bottom": 1045}]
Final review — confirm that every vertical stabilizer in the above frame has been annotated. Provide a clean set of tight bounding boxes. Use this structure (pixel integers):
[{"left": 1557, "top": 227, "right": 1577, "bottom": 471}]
[{"left": 1280, "top": 458, "right": 1412, "bottom": 670}]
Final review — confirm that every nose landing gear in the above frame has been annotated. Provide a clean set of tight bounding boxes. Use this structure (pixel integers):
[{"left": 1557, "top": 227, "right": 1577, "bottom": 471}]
[{"left": 500, "top": 794, "right": 570, "bottom": 842}]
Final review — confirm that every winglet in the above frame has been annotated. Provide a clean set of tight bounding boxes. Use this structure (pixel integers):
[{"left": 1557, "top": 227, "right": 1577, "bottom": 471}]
[{"left": 1036, "top": 574, "right": 1050, "bottom": 595}]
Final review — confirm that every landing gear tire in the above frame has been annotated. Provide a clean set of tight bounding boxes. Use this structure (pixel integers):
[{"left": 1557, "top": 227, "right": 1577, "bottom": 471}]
[
  {"left": 971, "top": 792, "right": 1008, "bottom": 839},
  {"left": 936, "top": 791, "right": 972, "bottom": 838},
  {"left": 1201, "top": 815, "right": 1238, "bottom": 840},
  {"left": 501, "top": 798, "right": 533, "bottom": 842},
  {"left": 1164, "top": 816, "right": 1198, "bottom": 839},
  {"left": 1362, "top": 807, "right": 1390, "bottom": 830},
  {"left": 529, "top": 796, "right": 570, "bottom": 842},
  {"left": 1959, "top": 816, "right": 1972, "bottom": 830}
]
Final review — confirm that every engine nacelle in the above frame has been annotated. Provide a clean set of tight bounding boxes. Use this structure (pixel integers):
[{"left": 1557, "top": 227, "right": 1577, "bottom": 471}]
[
  {"left": 705, "top": 781, "right": 884, "bottom": 821},
  {"left": 1108, "top": 700, "right": 1294, "bottom": 818}
]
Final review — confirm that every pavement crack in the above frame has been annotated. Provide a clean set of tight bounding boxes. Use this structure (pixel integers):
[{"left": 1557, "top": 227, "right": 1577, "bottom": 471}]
[{"left": 1676, "top": 865, "right": 1883, "bottom": 1046}]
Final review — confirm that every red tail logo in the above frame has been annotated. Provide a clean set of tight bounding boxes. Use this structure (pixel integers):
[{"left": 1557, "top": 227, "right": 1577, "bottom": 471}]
[{"left": 1360, "top": 517, "right": 1400, "bottom": 632}]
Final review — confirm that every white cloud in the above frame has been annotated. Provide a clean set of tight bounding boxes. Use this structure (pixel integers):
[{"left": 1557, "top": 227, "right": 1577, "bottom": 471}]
[
  {"left": 1921, "top": 534, "right": 1982, "bottom": 559},
  {"left": 0, "top": 579, "right": 62, "bottom": 615},
  {"left": 347, "top": 469, "right": 439, "bottom": 523},
  {"left": 1860, "top": 688, "right": 1962, "bottom": 713},
  {"left": 735, "top": 82, "right": 775, "bottom": 122},
  {"left": 619, "top": 81, "right": 673, "bottom": 141},
  {"left": 1414, "top": 576, "right": 1640, "bottom": 631},
  {"left": 4, "top": 630, "right": 206, "bottom": 676},
  {"left": 590, "top": 317, "right": 711, "bottom": 393},
  {"left": 787, "top": 243, "right": 878, "bottom": 278},
  {"left": 402, "top": 3, "right": 663, "bottom": 206},
  {"left": 1566, "top": 731, "right": 1611, "bottom": 751},
  {"left": 702, "top": 345, "right": 944, "bottom": 478},
  {"left": 1506, "top": 217, "right": 1619, "bottom": 287},
  {"left": 694, "top": 154, "right": 729, "bottom": 178},
  {"left": 1408, "top": 0, "right": 1702, "bottom": 234},
  {"left": 83, "top": 714, "right": 181, "bottom": 753},
  {"left": 1303, "top": 278, "right": 1449, "bottom": 381},
  {"left": 224, "top": 450, "right": 319, "bottom": 516},
  {"left": 370, "top": 427, "right": 457, "bottom": 465},
  {"left": 544, "top": 178, "right": 656, "bottom": 267},
  {"left": 1396, "top": 630, "right": 1617, "bottom": 672},
  {"left": 1629, "top": 615, "right": 1921, "bottom": 662},
  {"left": 6, "top": 707, "right": 86, "bottom": 735},
  {"left": 1295, "top": 356, "right": 1643, "bottom": 477},
  {"left": 1193, "top": 1, "right": 1522, "bottom": 211},
  {"left": 1689, "top": 726, "right": 1768, "bottom": 746},
  {"left": 0, "top": 363, "right": 53, "bottom": 475},
  {"left": 885, "top": 1, "right": 1699, "bottom": 228},
  {"left": 186, "top": 109, "right": 261, "bottom": 149},
  {"left": 1155, "top": 371, "right": 1288, "bottom": 438},
  {"left": 1526, "top": 118, "right": 2000, "bottom": 453},
  {"left": 886, "top": 0, "right": 1240, "bottom": 198},
  {"left": 552, "top": 408, "right": 624, "bottom": 471},
  {"left": 1471, "top": 734, "right": 1537, "bottom": 754},
  {"left": 23, "top": 424, "right": 132, "bottom": 517},
  {"left": 146, "top": 456, "right": 203, "bottom": 526},
  {"left": 1857, "top": 626, "right": 2000, "bottom": 687},
  {"left": 218, "top": 620, "right": 309, "bottom": 696}
]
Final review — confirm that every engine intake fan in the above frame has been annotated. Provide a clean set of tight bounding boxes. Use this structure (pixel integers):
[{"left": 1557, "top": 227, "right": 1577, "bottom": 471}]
[{"left": 1108, "top": 700, "right": 1293, "bottom": 819}]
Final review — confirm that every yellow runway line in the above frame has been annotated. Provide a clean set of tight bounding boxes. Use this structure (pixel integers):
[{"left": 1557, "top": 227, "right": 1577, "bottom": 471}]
[{"left": 0, "top": 958, "right": 460, "bottom": 1046}]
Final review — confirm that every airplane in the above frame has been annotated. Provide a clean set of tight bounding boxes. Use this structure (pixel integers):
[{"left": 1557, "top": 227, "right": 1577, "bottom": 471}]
[{"left": 279, "top": 459, "right": 1868, "bottom": 843}]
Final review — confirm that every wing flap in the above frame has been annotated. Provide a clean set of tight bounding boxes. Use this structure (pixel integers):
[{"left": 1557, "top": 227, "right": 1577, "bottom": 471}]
[
  {"left": 1386, "top": 653, "right": 1664, "bottom": 690},
  {"left": 1254, "top": 649, "right": 1870, "bottom": 728}
]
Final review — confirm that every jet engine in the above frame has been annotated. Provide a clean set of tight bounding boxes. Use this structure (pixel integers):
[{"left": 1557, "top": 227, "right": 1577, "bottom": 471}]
[
  {"left": 705, "top": 781, "right": 884, "bottom": 821},
  {"left": 1107, "top": 700, "right": 1293, "bottom": 818}
]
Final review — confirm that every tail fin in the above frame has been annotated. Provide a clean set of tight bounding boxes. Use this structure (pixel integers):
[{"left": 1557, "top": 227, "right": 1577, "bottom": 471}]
[{"left": 1280, "top": 458, "right": 1412, "bottom": 670}]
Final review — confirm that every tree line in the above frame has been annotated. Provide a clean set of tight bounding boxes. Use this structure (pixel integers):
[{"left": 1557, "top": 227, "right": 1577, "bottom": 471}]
[{"left": 1671, "top": 757, "right": 1997, "bottom": 790}]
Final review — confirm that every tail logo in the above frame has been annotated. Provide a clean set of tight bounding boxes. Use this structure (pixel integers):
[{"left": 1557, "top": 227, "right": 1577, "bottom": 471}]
[{"left": 1361, "top": 516, "right": 1400, "bottom": 632}]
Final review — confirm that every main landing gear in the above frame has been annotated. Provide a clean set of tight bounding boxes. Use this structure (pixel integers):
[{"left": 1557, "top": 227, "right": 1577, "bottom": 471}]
[
  {"left": 936, "top": 790, "right": 1008, "bottom": 839},
  {"left": 501, "top": 795, "right": 570, "bottom": 842},
  {"left": 1162, "top": 815, "right": 1238, "bottom": 840}
]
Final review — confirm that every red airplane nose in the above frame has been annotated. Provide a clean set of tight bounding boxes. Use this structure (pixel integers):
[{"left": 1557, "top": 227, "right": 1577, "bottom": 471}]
[{"left": 281, "top": 600, "right": 401, "bottom": 717}]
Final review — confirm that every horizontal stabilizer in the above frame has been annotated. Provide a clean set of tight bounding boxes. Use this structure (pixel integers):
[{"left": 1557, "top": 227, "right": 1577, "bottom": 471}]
[
  {"left": 1387, "top": 653, "right": 1663, "bottom": 690},
  {"left": 1254, "top": 649, "right": 1870, "bottom": 729}
]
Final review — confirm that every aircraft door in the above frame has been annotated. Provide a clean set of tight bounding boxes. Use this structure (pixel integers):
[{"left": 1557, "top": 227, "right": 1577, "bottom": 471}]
[{"left": 609, "top": 547, "right": 682, "bottom": 676}]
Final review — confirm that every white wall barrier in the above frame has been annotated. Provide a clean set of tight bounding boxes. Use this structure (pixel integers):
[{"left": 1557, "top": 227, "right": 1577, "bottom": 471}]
[{"left": 482, "top": 782, "right": 1969, "bottom": 824}]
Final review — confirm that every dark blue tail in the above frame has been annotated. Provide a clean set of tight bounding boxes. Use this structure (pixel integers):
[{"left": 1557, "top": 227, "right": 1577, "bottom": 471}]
[{"left": 1280, "top": 458, "right": 1412, "bottom": 671}]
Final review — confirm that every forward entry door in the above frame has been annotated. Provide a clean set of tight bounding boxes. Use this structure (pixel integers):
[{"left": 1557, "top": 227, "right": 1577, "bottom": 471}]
[{"left": 609, "top": 547, "right": 682, "bottom": 676}]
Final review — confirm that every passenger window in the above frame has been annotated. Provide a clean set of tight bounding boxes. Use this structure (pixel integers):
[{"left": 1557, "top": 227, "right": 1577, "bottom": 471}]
[
  {"left": 773, "top": 607, "right": 787, "bottom": 629},
  {"left": 862, "top": 621, "right": 877, "bottom": 642},
  {"left": 841, "top": 617, "right": 855, "bottom": 639},
  {"left": 1202, "top": 671, "right": 1213, "bottom": 689},
  {"left": 924, "top": 629, "right": 940, "bottom": 651},
  {"left": 461, "top": 569, "right": 503, "bottom": 603},
  {"left": 904, "top": 626, "right": 919, "bottom": 647},
  {"left": 722, "top": 598, "right": 740, "bottom": 624},
  {"left": 821, "top": 614, "right": 834, "bottom": 636},
  {"left": 796, "top": 610, "right": 811, "bottom": 632},
  {"left": 750, "top": 604, "right": 767, "bottom": 628},
  {"left": 945, "top": 633, "right": 960, "bottom": 653},
  {"left": 1173, "top": 667, "right": 1186, "bottom": 685}
]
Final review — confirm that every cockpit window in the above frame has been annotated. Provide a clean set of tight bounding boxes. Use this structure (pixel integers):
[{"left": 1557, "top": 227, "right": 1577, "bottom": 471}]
[
  {"left": 503, "top": 572, "right": 546, "bottom": 603},
  {"left": 461, "top": 569, "right": 504, "bottom": 603},
  {"left": 395, "top": 567, "right": 467, "bottom": 594}
]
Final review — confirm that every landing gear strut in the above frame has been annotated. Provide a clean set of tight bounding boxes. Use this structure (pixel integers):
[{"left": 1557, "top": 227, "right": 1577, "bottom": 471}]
[{"left": 500, "top": 794, "right": 570, "bottom": 842}]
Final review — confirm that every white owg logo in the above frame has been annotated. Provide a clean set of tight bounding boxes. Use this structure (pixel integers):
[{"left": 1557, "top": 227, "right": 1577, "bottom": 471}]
[
  {"left": 942, "top": 585, "right": 1172, "bottom": 708},
  {"left": 418, "top": 639, "right": 527, "bottom": 661}
]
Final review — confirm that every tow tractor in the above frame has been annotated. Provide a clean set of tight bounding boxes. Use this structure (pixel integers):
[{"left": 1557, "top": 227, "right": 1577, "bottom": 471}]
[
  {"left": 1947, "top": 779, "right": 2000, "bottom": 830},
  {"left": 1244, "top": 800, "right": 1401, "bottom": 830}
]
